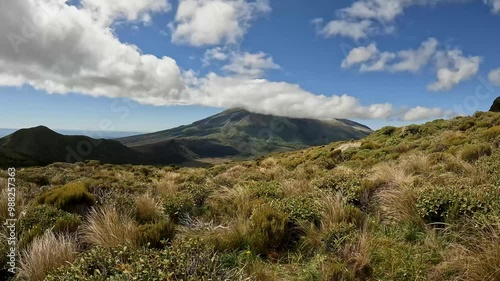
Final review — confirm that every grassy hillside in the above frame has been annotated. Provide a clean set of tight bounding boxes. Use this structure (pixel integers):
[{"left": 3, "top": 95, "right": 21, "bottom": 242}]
[
  {"left": 119, "top": 108, "right": 373, "bottom": 158},
  {"left": 0, "top": 126, "right": 195, "bottom": 168},
  {"left": 1, "top": 112, "right": 499, "bottom": 280}
]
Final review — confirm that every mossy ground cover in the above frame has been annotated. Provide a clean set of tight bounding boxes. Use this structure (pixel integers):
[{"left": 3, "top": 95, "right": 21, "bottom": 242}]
[{"left": 1, "top": 112, "right": 499, "bottom": 280}]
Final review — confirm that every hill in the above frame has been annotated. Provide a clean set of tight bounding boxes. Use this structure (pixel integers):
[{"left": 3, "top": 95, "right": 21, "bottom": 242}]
[
  {"left": 490, "top": 96, "right": 500, "bottom": 112},
  {"left": 3, "top": 111, "right": 499, "bottom": 281},
  {"left": 118, "top": 108, "right": 373, "bottom": 158},
  {"left": 0, "top": 126, "right": 194, "bottom": 168}
]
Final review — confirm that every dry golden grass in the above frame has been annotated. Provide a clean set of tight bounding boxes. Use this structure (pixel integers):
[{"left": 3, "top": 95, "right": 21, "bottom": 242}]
[
  {"left": 154, "top": 177, "right": 179, "bottom": 197},
  {"left": 82, "top": 205, "right": 138, "bottom": 248},
  {"left": 432, "top": 224, "right": 500, "bottom": 281},
  {"left": 18, "top": 231, "right": 77, "bottom": 281},
  {"left": 375, "top": 184, "right": 424, "bottom": 227},
  {"left": 400, "top": 153, "right": 431, "bottom": 176},
  {"left": 0, "top": 186, "right": 24, "bottom": 222},
  {"left": 279, "top": 179, "right": 314, "bottom": 198},
  {"left": 208, "top": 185, "right": 254, "bottom": 219},
  {"left": 370, "top": 162, "right": 414, "bottom": 188},
  {"left": 134, "top": 192, "right": 163, "bottom": 223}
]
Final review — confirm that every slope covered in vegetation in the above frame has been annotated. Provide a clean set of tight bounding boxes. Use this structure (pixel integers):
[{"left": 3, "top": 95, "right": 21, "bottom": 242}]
[{"left": 1, "top": 111, "right": 499, "bottom": 280}]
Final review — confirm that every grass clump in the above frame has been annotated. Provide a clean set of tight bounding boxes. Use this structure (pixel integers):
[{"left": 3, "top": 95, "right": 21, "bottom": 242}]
[
  {"left": 18, "top": 231, "right": 77, "bottom": 281},
  {"left": 36, "top": 182, "right": 96, "bottom": 213},
  {"left": 460, "top": 144, "right": 492, "bottom": 162},
  {"left": 82, "top": 205, "right": 138, "bottom": 248}
]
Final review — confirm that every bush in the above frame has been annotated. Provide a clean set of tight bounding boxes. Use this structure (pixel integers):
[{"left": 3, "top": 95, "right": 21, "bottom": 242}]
[
  {"left": 46, "top": 238, "right": 238, "bottom": 280},
  {"left": 163, "top": 192, "right": 195, "bottom": 223},
  {"left": 416, "top": 186, "right": 498, "bottom": 223},
  {"left": 247, "top": 205, "right": 296, "bottom": 256},
  {"left": 271, "top": 196, "right": 321, "bottom": 225},
  {"left": 460, "top": 144, "right": 492, "bottom": 162},
  {"left": 36, "top": 182, "right": 96, "bottom": 213},
  {"left": 20, "top": 205, "right": 81, "bottom": 247},
  {"left": 137, "top": 219, "right": 176, "bottom": 248},
  {"left": 483, "top": 125, "right": 500, "bottom": 140},
  {"left": 19, "top": 231, "right": 77, "bottom": 281}
]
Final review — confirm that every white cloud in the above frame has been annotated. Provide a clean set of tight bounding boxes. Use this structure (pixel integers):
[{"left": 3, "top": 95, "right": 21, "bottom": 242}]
[
  {"left": 0, "top": 0, "right": 185, "bottom": 104},
  {"left": 341, "top": 43, "right": 379, "bottom": 68},
  {"left": 319, "top": 19, "right": 373, "bottom": 40},
  {"left": 82, "top": 0, "right": 171, "bottom": 26},
  {"left": 317, "top": 0, "right": 476, "bottom": 40},
  {"left": 343, "top": 38, "right": 438, "bottom": 73},
  {"left": 402, "top": 106, "right": 452, "bottom": 121},
  {"left": 360, "top": 52, "right": 396, "bottom": 72},
  {"left": 391, "top": 38, "right": 438, "bottom": 72},
  {"left": 428, "top": 50, "right": 481, "bottom": 91},
  {"left": 203, "top": 47, "right": 229, "bottom": 66},
  {"left": 187, "top": 74, "right": 394, "bottom": 119},
  {"left": 488, "top": 68, "right": 500, "bottom": 86},
  {"left": 169, "top": 0, "right": 270, "bottom": 46},
  {"left": 0, "top": 0, "right": 449, "bottom": 122},
  {"left": 222, "top": 51, "right": 279, "bottom": 78},
  {"left": 484, "top": 0, "right": 500, "bottom": 13}
]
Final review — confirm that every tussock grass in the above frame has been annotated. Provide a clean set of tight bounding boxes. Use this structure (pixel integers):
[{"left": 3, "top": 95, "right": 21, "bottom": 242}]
[
  {"left": 18, "top": 231, "right": 77, "bottom": 281},
  {"left": 375, "top": 184, "right": 424, "bottom": 227},
  {"left": 82, "top": 205, "right": 138, "bottom": 248},
  {"left": 134, "top": 192, "right": 163, "bottom": 223}
]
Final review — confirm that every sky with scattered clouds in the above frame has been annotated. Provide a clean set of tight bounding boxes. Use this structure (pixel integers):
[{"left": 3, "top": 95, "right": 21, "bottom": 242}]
[{"left": 0, "top": 0, "right": 499, "bottom": 132}]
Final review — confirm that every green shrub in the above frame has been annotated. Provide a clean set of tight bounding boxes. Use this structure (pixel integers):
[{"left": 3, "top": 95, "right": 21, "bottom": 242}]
[
  {"left": 460, "top": 144, "right": 492, "bottom": 162},
  {"left": 137, "top": 219, "right": 176, "bottom": 248},
  {"left": 416, "top": 186, "right": 498, "bottom": 223},
  {"left": 247, "top": 205, "right": 296, "bottom": 255},
  {"left": 483, "top": 125, "right": 500, "bottom": 140},
  {"left": 249, "top": 181, "right": 283, "bottom": 200},
  {"left": 163, "top": 192, "right": 195, "bottom": 223},
  {"left": 323, "top": 222, "right": 357, "bottom": 254},
  {"left": 36, "top": 182, "right": 96, "bottom": 213},
  {"left": 271, "top": 197, "right": 321, "bottom": 225},
  {"left": 19, "top": 205, "right": 81, "bottom": 247},
  {"left": 46, "top": 238, "right": 237, "bottom": 280}
]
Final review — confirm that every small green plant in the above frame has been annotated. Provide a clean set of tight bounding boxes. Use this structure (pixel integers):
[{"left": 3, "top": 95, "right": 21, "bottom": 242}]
[
  {"left": 36, "top": 182, "right": 96, "bottom": 213},
  {"left": 460, "top": 144, "right": 492, "bottom": 162},
  {"left": 137, "top": 219, "right": 176, "bottom": 248}
]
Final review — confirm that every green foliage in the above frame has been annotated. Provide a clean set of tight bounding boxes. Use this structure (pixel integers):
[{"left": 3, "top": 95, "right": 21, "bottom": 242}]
[
  {"left": 137, "top": 219, "right": 176, "bottom": 248},
  {"left": 323, "top": 222, "right": 357, "bottom": 254},
  {"left": 249, "top": 181, "right": 283, "bottom": 199},
  {"left": 163, "top": 192, "right": 195, "bottom": 223},
  {"left": 36, "top": 182, "right": 96, "bottom": 213},
  {"left": 271, "top": 197, "right": 321, "bottom": 225},
  {"left": 19, "top": 205, "right": 81, "bottom": 247},
  {"left": 460, "top": 144, "right": 492, "bottom": 162},
  {"left": 416, "top": 186, "right": 498, "bottom": 223},
  {"left": 247, "top": 205, "right": 297, "bottom": 255},
  {"left": 46, "top": 238, "right": 237, "bottom": 281}
]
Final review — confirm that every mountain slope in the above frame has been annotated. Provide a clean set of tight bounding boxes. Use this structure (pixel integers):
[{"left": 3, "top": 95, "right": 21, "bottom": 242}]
[
  {"left": 0, "top": 126, "right": 194, "bottom": 168},
  {"left": 118, "top": 108, "right": 373, "bottom": 158},
  {"left": 490, "top": 97, "right": 500, "bottom": 112}
]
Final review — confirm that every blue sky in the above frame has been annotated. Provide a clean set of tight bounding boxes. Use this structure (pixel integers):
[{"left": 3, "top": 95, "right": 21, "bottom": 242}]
[{"left": 0, "top": 0, "right": 499, "bottom": 133}]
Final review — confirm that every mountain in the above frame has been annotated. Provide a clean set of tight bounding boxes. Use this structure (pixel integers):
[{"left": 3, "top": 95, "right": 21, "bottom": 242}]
[
  {"left": 0, "top": 126, "right": 194, "bottom": 168},
  {"left": 490, "top": 97, "right": 500, "bottom": 112},
  {"left": 118, "top": 108, "right": 372, "bottom": 158}
]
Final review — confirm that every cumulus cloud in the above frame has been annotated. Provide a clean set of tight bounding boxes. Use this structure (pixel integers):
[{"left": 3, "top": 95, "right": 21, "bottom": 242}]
[
  {"left": 484, "top": 0, "right": 500, "bottom": 13},
  {"left": 0, "top": 0, "right": 185, "bottom": 103},
  {"left": 81, "top": 0, "right": 171, "bottom": 26},
  {"left": 428, "top": 50, "right": 481, "bottom": 91},
  {"left": 169, "top": 0, "right": 270, "bottom": 46},
  {"left": 402, "top": 106, "right": 453, "bottom": 121},
  {"left": 316, "top": 0, "right": 475, "bottom": 40},
  {"left": 318, "top": 19, "right": 374, "bottom": 40},
  {"left": 343, "top": 38, "right": 438, "bottom": 73},
  {"left": 488, "top": 68, "right": 500, "bottom": 86},
  {"left": 342, "top": 43, "right": 379, "bottom": 68},
  {"left": 222, "top": 51, "right": 279, "bottom": 78},
  {"left": 0, "top": 0, "right": 450, "bottom": 122},
  {"left": 203, "top": 47, "right": 230, "bottom": 66}
]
